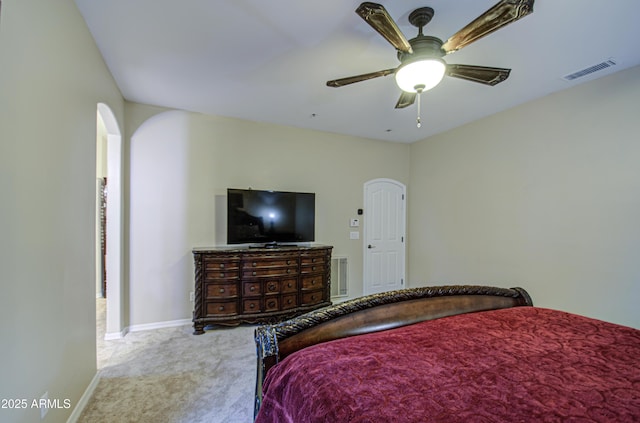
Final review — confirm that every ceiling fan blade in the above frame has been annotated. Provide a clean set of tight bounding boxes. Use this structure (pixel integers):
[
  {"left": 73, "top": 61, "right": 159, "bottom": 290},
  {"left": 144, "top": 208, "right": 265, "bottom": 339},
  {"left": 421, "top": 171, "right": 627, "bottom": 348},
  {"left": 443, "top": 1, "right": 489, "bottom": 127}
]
[
  {"left": 441, "top": 0, "right": 534, "bottom": 54},
  {"left": 356, "top": 2, "right": 413, "bottom": 54},
  {"left": 446, "top": 64, "right": 511, "bottom": 86},
  {"left": 326, "top": 68, "right": 396, "bottom": 88},
  {"left": 395, "top": 91, "right": 416, "bottom": 109}
]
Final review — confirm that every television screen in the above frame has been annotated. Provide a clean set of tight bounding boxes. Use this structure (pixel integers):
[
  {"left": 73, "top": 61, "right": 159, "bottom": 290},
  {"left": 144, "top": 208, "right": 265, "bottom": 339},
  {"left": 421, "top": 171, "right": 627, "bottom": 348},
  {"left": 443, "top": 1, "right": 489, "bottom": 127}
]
[{"left": 227, "top": 189, "right": 315, "bottom": 245}]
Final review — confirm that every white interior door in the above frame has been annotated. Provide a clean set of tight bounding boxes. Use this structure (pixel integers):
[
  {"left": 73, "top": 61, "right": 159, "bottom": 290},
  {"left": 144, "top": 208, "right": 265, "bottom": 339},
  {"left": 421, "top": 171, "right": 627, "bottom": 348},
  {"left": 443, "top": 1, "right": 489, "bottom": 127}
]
[{"left": 363, "top": 179, "right": 406, "bottom": 295}]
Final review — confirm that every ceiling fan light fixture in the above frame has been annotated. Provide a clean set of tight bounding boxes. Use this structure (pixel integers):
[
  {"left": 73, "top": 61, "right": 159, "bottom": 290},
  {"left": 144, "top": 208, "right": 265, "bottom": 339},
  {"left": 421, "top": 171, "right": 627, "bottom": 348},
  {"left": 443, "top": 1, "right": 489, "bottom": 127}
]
[{"left": 395, "top": 58, "right": 446, "bottom": 93}]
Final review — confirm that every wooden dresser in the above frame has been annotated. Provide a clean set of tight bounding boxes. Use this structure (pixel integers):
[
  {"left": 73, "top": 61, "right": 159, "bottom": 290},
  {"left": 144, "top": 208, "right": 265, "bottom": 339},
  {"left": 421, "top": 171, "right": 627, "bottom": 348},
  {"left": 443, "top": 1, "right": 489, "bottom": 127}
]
[{"left": 192, "top": 245, "right": 332, "bottom": 334}]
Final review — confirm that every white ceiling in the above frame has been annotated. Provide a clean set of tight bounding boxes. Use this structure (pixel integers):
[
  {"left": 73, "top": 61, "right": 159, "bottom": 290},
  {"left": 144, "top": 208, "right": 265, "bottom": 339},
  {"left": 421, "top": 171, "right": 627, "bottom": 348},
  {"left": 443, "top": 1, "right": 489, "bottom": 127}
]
[{"left": 74, "top": 0, "right": 640, "bottom": 143}]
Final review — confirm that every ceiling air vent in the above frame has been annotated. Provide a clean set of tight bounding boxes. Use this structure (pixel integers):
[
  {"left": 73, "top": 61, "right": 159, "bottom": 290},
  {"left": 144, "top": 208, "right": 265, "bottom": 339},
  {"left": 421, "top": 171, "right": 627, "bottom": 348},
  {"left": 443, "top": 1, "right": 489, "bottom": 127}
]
[{"left": 563, "top": 59, "right": 617, "bottom": 81}]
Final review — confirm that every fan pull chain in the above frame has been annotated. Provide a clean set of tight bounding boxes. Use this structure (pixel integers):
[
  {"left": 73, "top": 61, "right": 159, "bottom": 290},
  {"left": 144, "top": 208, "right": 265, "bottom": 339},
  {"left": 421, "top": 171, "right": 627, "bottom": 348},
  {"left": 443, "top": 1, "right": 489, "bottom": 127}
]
[{"left": 415, "top": 85, "right": 425, "bottom": 128}]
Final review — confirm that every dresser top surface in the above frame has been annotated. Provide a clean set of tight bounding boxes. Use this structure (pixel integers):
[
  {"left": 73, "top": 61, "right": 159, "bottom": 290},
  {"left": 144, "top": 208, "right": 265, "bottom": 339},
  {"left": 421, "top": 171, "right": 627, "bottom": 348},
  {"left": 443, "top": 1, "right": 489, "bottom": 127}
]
[{"left": 193, "top": 244, "right": 332, "bottom": 254}]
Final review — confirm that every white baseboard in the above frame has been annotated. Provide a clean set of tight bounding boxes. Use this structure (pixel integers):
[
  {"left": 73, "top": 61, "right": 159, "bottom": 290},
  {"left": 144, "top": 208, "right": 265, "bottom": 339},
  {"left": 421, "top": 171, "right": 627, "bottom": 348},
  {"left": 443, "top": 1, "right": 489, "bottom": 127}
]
[
  {"left": 66, "top": 371, "right": 101, "bottom": 423},
  {"left": 128, "top": 318, "right": 192, "bottom": 333},
  {"left": 104, "top": 327, "right": 129, "bottom": 340},
  {"left": 103, "top": 318, "right": 191, "bottom": 340},
  {"left": 330, "top": 296, "right": 351, "bottom": 304}
]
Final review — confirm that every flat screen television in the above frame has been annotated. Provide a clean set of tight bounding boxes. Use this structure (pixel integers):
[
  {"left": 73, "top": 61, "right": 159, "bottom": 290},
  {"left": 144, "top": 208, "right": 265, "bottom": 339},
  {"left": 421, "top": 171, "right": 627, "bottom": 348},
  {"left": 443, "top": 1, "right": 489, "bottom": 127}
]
[{"left": 227, "top": 188, "right": 315, "bottom": 246}]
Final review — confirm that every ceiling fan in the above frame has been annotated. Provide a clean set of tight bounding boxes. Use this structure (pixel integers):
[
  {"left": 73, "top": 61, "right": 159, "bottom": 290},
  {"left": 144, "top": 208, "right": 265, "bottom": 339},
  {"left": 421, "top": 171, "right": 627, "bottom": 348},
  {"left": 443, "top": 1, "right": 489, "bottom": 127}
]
[{"left": 327, "top": 0, "right": 535, "bottom": 115}]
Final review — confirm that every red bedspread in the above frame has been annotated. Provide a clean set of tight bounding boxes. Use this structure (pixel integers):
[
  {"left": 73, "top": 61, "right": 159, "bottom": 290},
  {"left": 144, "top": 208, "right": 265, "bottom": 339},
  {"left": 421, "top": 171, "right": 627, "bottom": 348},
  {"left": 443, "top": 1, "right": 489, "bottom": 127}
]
[{"left": 256, "top": 307, "right": 640, "bottom": 422}]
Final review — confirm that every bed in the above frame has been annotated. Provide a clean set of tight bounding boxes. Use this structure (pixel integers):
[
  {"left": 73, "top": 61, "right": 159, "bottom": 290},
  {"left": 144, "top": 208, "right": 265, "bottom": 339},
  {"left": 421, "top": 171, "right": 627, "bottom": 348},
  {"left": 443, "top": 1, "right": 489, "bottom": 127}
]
[{"left": 254, "top": 285, "right": 640, "bottom": 422}]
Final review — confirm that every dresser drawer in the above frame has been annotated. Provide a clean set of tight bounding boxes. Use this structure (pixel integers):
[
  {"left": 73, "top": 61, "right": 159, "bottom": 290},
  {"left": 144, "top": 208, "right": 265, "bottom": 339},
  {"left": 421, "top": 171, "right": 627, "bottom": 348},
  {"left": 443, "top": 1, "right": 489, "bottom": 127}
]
[
  {"left": 281, "top": 278, "right": 297, "bottom": 293},
  {"left": 300, "top": 263, "right": 325, "bottom": 274},
  {"left": 264, "top": 280, "right": 280, "bottom": 294},
  {"left": 300, "top": 254, "right": 327, "bottom": 265},
  {"left": 281, "top": 293, "right": 297, "bottom": 310},
  {"left": 301, "top": 290, "right": 324, "bottom": 306},
  {"left": 205, "top": 283, "right": 238, "bottom": 299},
  {"left": 242, "top": 256, "right": 298, "bottom": 269},
  {"left": 301, "top": 275, "right": 324, "bottom": 291},
  {"left": 242, "top": 265, "right": 297, "bottom": 278},
  {"left": 243, "top": 298, "right": 261, "bottom": 313},
  {"left": 243, "top": 282, "right": 261, "bottom": 296},
  {"left": 204, "top": 257, "right": 240, "bottom": 270},
  {"left": 205, "top": 301, "right": 238, "bottom": 316},
  {"left": 264, "top": 297, "right": 279, "bottom": 312},
  {"left": 205, "top": 270, "right": 240, "bottom": 281}
]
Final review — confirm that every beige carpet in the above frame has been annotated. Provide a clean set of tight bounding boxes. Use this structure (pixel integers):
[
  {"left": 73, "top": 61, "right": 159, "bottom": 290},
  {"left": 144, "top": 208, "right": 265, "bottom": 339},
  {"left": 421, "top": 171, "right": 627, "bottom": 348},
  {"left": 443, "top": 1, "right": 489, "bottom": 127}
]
[{"left": 78, "top": 299, "right": 255, "bottom": 422}]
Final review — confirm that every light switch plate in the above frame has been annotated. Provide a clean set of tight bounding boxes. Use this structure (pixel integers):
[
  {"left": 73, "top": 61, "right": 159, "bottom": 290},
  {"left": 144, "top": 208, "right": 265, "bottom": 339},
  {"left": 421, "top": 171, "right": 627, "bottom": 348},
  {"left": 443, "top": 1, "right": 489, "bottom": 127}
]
[
  {"left": 350, "top": 218, "right": 360, "bottom": 227},
  {"left": 350, "top": 231, "right": 360, "bottom": 240}
]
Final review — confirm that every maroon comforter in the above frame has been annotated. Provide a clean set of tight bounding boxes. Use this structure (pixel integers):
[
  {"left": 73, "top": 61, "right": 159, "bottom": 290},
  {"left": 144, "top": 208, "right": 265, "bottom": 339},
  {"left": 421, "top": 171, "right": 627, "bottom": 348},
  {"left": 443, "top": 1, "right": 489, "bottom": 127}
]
[{"left": 256, "top": 307, "right": 640, "bottom": 422}]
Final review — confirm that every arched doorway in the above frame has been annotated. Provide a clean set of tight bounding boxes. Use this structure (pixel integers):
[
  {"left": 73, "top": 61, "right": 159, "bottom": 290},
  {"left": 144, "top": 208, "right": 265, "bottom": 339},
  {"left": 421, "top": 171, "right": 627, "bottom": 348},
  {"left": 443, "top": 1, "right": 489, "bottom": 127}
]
[{"left": 97, "top": 103, "right": 126, "bottom": 339}]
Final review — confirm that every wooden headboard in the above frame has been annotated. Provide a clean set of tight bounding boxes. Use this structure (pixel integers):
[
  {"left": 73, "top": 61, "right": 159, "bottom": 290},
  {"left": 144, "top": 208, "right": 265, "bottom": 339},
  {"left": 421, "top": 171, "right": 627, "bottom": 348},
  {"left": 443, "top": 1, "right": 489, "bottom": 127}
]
[{"left": 254, "top": 285, "right": 533, "bottom": 418}]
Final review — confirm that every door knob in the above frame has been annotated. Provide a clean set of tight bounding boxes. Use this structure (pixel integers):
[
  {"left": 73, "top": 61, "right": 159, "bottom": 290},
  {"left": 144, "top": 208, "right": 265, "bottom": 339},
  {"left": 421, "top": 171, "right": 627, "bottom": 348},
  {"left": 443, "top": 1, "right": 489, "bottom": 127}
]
[{"left": 368, "top": 244, "right": 376, "bottom": 249}]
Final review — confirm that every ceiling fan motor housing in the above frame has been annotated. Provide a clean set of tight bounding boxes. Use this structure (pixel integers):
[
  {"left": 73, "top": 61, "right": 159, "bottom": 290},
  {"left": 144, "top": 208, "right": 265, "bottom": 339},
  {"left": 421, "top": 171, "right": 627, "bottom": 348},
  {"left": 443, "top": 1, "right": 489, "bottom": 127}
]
[{"left": 397, "top": 35, "right": 445, "bottom": 65}]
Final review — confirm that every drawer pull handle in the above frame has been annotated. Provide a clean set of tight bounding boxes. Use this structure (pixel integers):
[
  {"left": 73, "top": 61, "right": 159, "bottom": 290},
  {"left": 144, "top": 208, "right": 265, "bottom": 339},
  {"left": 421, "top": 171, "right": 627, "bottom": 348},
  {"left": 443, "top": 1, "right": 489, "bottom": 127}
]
[
  {"left": 252, "top": 262, "right": 257, "bottom": 267},
  {"left": 250, "top": 303, "right": 255, "bottom": 309},
  {"left": 268, "top": 284, "right": 276, "bottom": 291},
  {"left": 312, "top": 266, "right": 316, "bottom": 271},
  {"left": 252, "top": 271, "right": 257, "bottom": 276},
  {"left": 218, "top": 306, "right": 225, "bottom": 311},
  {"left": 219, "top": 288, "right": 225, "bottom": 293},
  {"left": 312, "top": 258, "right": 316, "bottom": 263},
  {"left": 268, "top": 301, "right": 276, "bottom": 308},
  {"left": 286, "top": 260, "right": 291, "bottom": 265},
  {"left": 311, "top": 295, "right": 316, "bottom": 301},
  {"left": 287, "top": 299, "right": 292, "bottom": 304},
  {"left": 286, "top": 269, "right": 291, "bottom": 274},
  {"left": 219, "top": 264, "right": 225, "bottom": 269},
  {"left": 311, "top": 280, "right": 316, "bottom": 285},
  {"left": 287, "top": 283, "right": 292, "bottom": 288},
  {"left": 250, "top": 286, "right": 256, "bottom": 292},
  {"left": 220, "top": 273, "right": 225, "bottom": 278}
]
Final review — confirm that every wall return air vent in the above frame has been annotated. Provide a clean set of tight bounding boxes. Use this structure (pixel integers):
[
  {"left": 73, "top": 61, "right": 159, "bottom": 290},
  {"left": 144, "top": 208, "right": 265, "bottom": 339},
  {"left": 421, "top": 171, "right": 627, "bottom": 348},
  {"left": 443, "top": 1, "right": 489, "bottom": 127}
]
[{"left": 563, "top": 59, "right": 617, "bottom": 81}]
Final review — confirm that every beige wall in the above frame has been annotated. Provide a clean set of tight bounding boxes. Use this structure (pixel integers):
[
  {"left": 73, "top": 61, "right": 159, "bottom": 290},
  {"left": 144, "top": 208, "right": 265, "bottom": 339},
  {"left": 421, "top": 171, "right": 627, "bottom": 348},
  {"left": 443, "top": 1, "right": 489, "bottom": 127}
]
[
  {"left": 408, "top": 65, "right": 640, "bottom": 328},
  {"left": 0, "top": 1, "right": 124, "bottom": 422},
  {"left": 125, "top": 105, "right": 410, "bottom": 326}
]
